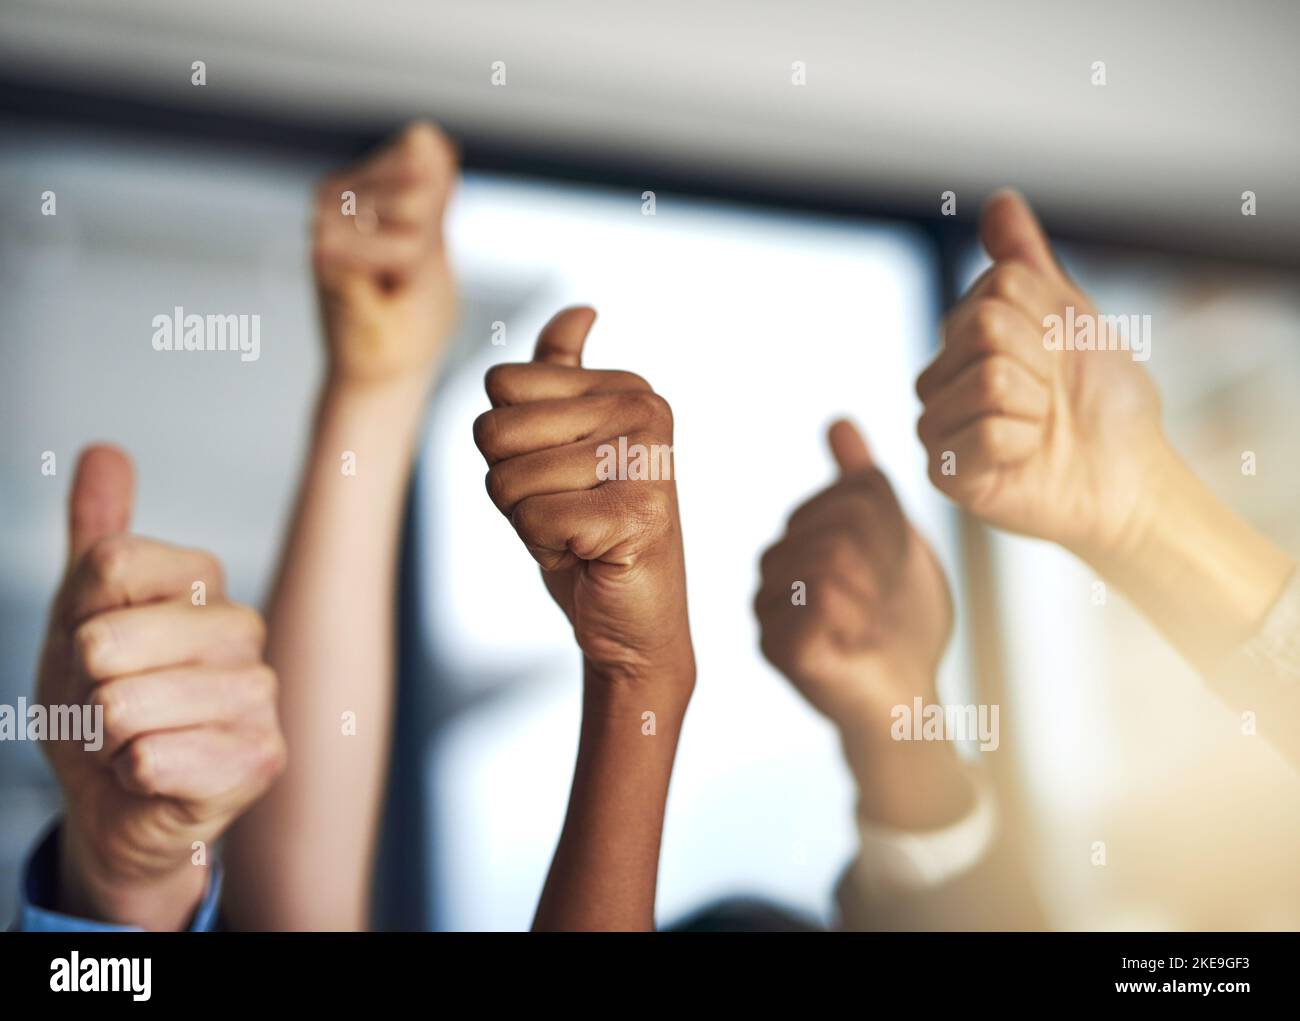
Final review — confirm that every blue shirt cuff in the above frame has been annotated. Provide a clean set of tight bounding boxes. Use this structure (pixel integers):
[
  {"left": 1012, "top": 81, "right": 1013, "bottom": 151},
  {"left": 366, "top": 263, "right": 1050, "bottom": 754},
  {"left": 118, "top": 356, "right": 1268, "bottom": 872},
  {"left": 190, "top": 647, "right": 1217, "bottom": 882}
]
[{"left": 13, "top": 821, "right": 222, "bottom": 932}]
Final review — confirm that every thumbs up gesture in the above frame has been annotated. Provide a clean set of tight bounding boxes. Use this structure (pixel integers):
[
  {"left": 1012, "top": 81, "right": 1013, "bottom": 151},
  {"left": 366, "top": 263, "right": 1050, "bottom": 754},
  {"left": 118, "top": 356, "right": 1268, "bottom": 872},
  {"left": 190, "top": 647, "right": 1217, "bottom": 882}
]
[
  {"left": 916, "top": 190, "right": 1165, "bottom": 560},
  {"left": 754, "top": 421, "right": 952, "bottom": 725},
  {"left": 35, "top": 446, "right": 285, "bottom": 930},
  {"left": 312, "top": 121, "right": 459, "bottom": 387},
  {"left": 473, "top": 307, "right": 695, "bottom": 694}
]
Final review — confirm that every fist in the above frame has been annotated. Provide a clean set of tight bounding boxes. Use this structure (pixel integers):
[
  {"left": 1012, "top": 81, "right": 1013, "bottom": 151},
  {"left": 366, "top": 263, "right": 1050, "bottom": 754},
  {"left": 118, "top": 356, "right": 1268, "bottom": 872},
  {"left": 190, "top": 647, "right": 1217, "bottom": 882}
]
[
  {"left": 37, "top": 447, "right": 285, "bottom": 922},
  {"left": 916, "top": 190, "right": 1164, "bottom": 559},
  {"left": 755, "top": 421, "right": 952, "bottom": 723},
  {"left": 473, "top": 307, "right": 695, "bottom": 690},
  {"left": 312, "top": 121, "right": 459, "bottom": 385}
]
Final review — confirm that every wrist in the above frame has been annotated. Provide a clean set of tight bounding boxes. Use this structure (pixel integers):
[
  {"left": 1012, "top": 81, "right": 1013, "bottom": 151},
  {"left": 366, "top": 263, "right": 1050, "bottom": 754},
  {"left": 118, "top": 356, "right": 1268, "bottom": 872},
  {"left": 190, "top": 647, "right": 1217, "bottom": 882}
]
[
  {"left": 583, "top": 655, "right": 695, "bottom": 721},
  {"left": 1073, "top": 433, "right": 1181, "bottom": 568},
  {"left": 315, "top": 371, "right": 432, "bottom": 462},
  {"left": 829, "top": 668, "right": 976, "bottom": 831},
  {"left": 843, "top": 726, "right": 975, "bottom": 830},
  {"left": 822, "top": 658, "right": 940, "bottom": 740},
  {"left": 322, "top": 367, "right": 435, "bottom": 410},
  {"left": 1078, "top": 436, "right": 1294, "bottom": 670},
  {"left": 57, "top": 823, "right": 208, "bottom": 931}
]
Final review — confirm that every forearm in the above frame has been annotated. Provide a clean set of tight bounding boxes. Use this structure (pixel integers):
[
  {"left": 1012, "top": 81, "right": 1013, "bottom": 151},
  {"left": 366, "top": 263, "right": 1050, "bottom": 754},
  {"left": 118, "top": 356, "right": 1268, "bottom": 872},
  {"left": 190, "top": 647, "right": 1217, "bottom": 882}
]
[
  {"left": 1083, "top": 439, "right": 1294, "bottom": 675},
  {"left": 533, "top": 671, "right": 690, "bottom": 931},
  {"left": 842, "top": 725, "right": 975, "bottom": 830},
  {"left": 223, "top": 373, "right": 431, "bottom": 930}
]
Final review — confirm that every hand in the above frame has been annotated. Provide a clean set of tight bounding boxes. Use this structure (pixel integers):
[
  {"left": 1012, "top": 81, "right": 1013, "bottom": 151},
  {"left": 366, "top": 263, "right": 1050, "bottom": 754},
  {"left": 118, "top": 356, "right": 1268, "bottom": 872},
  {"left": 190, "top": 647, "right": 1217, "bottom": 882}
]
[
  {"left": 473, "top": 307, "right": 695, "bottom": 694},
  {"left": 36, "top": 446, "right": 286, "bottom": 930},
  {"left": 755, "top": 421, "right": 971, "bottom": 829},
  {"left": 755, "top": 420, "right": 952, "bottom": 725},
  {"left": 916, "top": 190, "right": 1166, "bottom": 561},
  {"left": 312, "top": 121, "right": 459, "bottom": 388}
]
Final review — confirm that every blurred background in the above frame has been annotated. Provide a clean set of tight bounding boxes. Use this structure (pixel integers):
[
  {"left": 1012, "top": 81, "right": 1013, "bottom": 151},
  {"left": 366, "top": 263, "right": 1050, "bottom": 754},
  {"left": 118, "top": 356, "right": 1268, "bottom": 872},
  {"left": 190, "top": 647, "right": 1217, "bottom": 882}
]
[{"left": 1, "top": 0, "right": 1298, "bottom": 930}]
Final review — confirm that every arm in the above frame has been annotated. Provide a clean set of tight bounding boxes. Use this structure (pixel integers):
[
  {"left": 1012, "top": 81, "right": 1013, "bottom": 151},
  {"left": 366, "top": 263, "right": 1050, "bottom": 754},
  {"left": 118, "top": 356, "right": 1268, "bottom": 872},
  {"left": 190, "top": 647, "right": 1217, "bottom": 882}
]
[
  {"left": 755, "top": 420, "right": 1040, "bottom": 929},
  {"left": 915, "top": 191, "right": 1295, "bottom": 718},
  {"left": 472, "top": 307, "right": 696, "bottom": 930},
  {"left": 221, "top": 122, "right": 459, "bottom": 930},
  {"left": 28, "top": 445, "right": 282, "bottom": 931},
  {"left": 534, "top": 672, "right": 689, "bottom": 930},
  {"left": 1085, "top": 443, "right": 1293, "bottom": 675}
]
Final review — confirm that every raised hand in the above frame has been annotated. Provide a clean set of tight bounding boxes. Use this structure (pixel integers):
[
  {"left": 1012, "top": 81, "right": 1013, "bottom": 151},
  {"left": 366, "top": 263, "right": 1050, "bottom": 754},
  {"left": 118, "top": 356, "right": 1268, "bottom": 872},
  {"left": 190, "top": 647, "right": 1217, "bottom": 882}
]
[
  {"left": 755, "top": 421, "right": 972, "bottom": 830},
  {"left": 474, "top": 306, "right": 695, "bottom": 690},
  {"left": 473, "top": 306, "right": 695, "bottom": 930},
  {"left": 312, "top": 121, "right": 459, "bottom": 386},
  {"left": 36, "top": 446, "right": 284, "bottom": 930},
  {"left": 755, "top": 420, "right": 952, "bottom": 724},
  {"left": 916, "top": 190, "right": 1164, "bottom": 561}
]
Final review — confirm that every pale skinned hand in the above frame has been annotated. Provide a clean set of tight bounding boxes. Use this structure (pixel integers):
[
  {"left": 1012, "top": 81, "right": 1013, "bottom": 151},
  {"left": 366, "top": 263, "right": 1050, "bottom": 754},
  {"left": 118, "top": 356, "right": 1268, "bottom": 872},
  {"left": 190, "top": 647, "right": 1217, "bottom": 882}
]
[
  {"left": 473, "top": 307, "right": 695, "bottom": 693},
  {"left": 755, "top": 420, "right": 952, "bottom": 725},
  {"left": 312, "top": 121, "right": 459, "bottom": 387},
  {"left": 36, "top": 446, "right": 285, "bottom": 929},
  {"left": 916, "top": 190, "right": 1165, "bottom": 561}
]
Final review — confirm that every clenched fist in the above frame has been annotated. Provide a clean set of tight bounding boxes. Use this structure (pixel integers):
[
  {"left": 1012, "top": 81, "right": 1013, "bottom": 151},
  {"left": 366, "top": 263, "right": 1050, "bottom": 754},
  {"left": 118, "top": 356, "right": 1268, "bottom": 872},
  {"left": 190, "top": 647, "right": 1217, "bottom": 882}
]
[
  {"left": 312, "top": 121, "right": 459, "bottom": 386},
  {"left": 36, "top": 446, "right": 285, "bottom": 930},
  {"left": 473, "top": 307, "right": 695, "bottom": 692},
  {"left": 755, "top": 420, "right": 952, "bottom": 724},
  {"left": 916, "top": 190, "right": 1165, "bottom": 560}
]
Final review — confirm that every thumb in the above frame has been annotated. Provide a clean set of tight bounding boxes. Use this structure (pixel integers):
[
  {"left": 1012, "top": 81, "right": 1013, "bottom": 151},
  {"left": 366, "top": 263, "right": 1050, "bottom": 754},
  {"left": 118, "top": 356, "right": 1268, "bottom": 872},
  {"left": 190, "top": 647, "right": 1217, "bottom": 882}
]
[
  {"left": 980, "top": 189, "right": 1062, "bottom": 280},
  {"left": 532, "top": 306, "right": 597, "bottom": 367},
  {"left": 67, "top": 444, "right": 135, "bottom": 568},
  {"left": 827, "top": 418, "right": 874, "bottom": 477}
]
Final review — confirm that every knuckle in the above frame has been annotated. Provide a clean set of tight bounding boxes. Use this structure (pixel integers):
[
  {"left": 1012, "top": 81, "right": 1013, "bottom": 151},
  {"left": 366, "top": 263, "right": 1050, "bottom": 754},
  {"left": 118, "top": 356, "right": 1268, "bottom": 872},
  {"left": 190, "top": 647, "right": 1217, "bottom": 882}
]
[
  {"left": 616, "top": 370, "right": 653, "bottom": 393},
  {"left": 928, "top": 453, "right": 954, "bottom": 490},
  {"left": 939, "top": 307, "right": 961, "bottom": 341},
  {"left": 484, "top": 465, "right": 509, "bottom": 510},
  {"left": 627, "top": 484, "right": 673, "bottom": 534},
  {"left": 758, "top": 543, "right": 784, "bottom": 577},
  {"left": 483, "top": 363, "right": 516, "bottom": 404},
  {"left": 631, "top": 390, "right": 673, "bottom": 430},
  {"left": 916, "top": 411, "right": 932, "bottom": 444},
  {"left": 227, "top": 603, "right": 266, "bottom": 655},
  {"left": 986, "top": 263, "right": 1028, "bottom": 303},
  {"left": 124, "top": 739, "right": 160, "bottom": 794},
  {"left": 471, "top": 409, "right": 500, "bottom": 455},
  {"left": 840, "top": 487, "right": 878, "bottom": 518},
  {"left": 244, "top": 664, "right": 279, "bottom": 707},
  {"left": 509, "top": 496, "right": 540, "bottom": 539},
  {"left": 980, "top": 358, "right": 1011, "bottom": 404},
  {"left": 195, "top": 550, "right": 225, "bottom": 589},
  {"left": 826, "top": 533, "right": 859, "bottom": 565},
  {"left": 255, "top": 732, "right": 288, "bottom": 785},
  {"left": 98, "top": 681, "right": 133, "bottom": 744},
  {"left": 971, "top": 300, "right": 1008, "bottom": 340},
  {"left": 73, "top": 618, "right": 113, "bottom": 678},
  {"left": 975, "top": 417, "right": 1006, "bottom": 452},
  {"left": 85, "top": 535, "right": 132, "bottom": 591},
  {"left": 246, "top": 606, "right": 268, "bottom": 650}
]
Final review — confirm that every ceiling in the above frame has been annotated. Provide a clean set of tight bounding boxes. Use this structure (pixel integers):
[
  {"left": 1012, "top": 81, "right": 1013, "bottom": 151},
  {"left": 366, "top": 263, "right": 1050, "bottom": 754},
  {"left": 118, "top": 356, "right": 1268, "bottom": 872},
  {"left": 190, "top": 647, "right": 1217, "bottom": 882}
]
[{"left": 3, "top": 0, "right": 1297, "bottom": 260}]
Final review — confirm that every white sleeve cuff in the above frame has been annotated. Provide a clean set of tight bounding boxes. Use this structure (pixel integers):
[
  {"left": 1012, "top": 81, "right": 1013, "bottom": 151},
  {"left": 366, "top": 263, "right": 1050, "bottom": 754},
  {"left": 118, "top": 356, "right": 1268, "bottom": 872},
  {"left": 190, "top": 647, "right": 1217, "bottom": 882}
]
[
  {"left": 845, "top": 768, "right": 998, "bottom": 901},
  {"left": 1207, "top": 569, "right": 1300, "bottom": 768}
]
